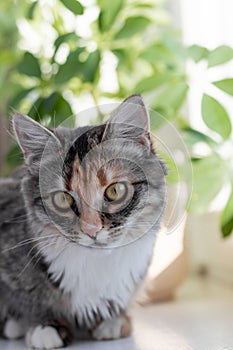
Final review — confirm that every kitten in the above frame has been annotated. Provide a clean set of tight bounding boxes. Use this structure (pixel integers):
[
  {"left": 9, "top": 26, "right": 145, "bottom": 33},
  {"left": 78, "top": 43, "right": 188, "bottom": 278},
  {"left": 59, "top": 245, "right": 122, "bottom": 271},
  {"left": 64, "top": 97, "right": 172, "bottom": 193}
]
[{"left": 0, "top": 95, "right": 166, "bottom": 349}]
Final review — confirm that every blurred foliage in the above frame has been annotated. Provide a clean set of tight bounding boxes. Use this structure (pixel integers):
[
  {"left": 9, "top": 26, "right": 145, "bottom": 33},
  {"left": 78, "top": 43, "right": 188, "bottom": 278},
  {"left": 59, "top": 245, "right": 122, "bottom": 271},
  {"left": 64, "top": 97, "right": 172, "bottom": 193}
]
[
  {"left": 0, "top": 2, "right": 22, "bottom": 107},
  {"left": 1, "top": 0, "right": 233, "bottom": 237}
]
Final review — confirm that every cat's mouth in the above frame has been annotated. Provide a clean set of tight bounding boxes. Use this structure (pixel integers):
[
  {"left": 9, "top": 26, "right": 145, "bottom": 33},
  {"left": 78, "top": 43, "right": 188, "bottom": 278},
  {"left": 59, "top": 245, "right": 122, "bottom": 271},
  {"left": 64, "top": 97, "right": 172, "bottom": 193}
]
[
  {"left": 57, "top": 227, "right": 112, "bottom": 248},
  {"left": 48, "top": 218, "right": 131, "bottom": 248},
  {"left": 75, "top": 226, "right": 126, "bottom": 248}
]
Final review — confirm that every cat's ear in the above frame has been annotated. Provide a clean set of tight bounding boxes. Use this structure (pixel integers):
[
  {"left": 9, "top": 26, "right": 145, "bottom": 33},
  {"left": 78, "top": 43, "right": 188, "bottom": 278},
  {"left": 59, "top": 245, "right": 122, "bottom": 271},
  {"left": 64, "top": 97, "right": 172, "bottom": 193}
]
[
  {"left": 102, "top": 95, "right": 150, "bottom": 148},
  {"left": 13, "top": 112, "right": 60, "bottom": 165}
]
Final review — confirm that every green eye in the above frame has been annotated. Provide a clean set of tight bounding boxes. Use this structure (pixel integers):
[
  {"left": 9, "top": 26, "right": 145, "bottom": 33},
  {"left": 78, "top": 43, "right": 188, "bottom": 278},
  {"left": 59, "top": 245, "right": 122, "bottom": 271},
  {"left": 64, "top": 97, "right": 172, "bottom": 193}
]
[
  {"left": 105, "top": 182, "right": 127, "bottom": 203},
  {"left": 52, "top": 191, "right": 74, "bottom": 211}
]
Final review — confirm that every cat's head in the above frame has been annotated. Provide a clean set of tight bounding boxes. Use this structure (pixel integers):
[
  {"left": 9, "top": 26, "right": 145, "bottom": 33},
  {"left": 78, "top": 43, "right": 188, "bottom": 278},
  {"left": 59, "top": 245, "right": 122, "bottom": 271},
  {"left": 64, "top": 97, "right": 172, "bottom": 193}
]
[{"left": 13, "top": 95, "right": 166, "bottom": 248}]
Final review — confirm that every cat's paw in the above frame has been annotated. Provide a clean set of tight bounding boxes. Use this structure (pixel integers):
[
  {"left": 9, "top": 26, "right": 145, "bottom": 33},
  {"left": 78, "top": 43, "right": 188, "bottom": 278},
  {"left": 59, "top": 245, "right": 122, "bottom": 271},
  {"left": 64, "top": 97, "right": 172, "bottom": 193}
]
[
  {"left": 26, "top": 325, "right": 70, "bottom": 349},
  {"left": 92, "top": 315, "right": 132, "bottom": 341},
  {"left": 3, "top": 319, "right": 26, "bottom": 339}
]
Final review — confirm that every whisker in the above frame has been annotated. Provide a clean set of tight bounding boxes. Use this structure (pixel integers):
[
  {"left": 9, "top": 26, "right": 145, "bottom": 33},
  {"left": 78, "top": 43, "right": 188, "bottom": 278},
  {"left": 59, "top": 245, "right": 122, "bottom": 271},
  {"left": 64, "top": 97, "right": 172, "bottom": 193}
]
[
  {"left": 5, "top": 128, "right": 18, "bottom": 143},
  {"left": 7, "top": 214, "right": 28, "bottom": 220},
  {"left": 17, "top": 240, "right": 57, "bottom": 278},
  {"left": 3, "top": 217, "right": 28, "bottom": 224},
  {"left": 26, "top": 238, "right": 56, "bottom": 258},
  {"left": 1, "top": 235, "right": 58, "bottom": 253},
  {"left": 32, "top": 243, "right": 70, "bottom": 283},
  {"left": 29, "top": 239, "right": 68, "bottom": 274}
]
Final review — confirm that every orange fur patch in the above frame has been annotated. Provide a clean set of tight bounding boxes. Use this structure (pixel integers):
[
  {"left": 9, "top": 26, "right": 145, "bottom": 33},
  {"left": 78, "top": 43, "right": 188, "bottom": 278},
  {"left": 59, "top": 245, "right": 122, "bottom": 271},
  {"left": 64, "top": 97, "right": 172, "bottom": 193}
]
[{"left": 120, "top": 315, "right": 132, "bottom": 338}]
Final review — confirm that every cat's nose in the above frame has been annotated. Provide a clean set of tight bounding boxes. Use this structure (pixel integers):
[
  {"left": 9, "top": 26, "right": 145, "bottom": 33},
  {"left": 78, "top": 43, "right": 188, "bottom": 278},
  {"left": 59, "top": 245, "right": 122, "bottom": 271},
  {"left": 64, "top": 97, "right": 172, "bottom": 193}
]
[{"left": 81, "top": 222, "right": 102, "bottom": 238}]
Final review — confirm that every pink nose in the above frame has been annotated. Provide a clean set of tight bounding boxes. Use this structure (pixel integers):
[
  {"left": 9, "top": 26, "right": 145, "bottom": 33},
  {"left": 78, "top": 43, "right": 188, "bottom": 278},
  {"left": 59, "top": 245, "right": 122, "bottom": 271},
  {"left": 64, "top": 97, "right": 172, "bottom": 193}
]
[{"left": 81, "top": 222, "right": 102, "bottom": 237}]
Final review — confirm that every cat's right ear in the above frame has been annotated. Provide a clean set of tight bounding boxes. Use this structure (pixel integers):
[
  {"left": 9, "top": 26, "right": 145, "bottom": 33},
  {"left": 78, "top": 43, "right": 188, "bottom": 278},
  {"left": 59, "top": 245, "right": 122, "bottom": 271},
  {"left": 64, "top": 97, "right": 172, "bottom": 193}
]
[
  {"left": 102, "top": 95, "right": 151, "bottom": 149},
  {"left": 13, "top": 112, "right": 60, "bottom": 166}
]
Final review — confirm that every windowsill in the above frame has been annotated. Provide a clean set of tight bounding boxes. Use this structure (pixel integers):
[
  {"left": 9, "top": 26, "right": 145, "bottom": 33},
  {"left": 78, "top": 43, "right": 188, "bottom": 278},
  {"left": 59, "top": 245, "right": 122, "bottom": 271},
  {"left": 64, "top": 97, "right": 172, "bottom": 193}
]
[{"left": 1, "top": 274, "right": 232, "bottom": 350}]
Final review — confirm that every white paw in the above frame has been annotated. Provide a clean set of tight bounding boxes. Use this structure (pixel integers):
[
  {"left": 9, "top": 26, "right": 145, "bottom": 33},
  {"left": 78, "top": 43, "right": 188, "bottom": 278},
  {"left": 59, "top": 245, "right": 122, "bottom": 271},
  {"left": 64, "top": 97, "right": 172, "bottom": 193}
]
[
  {"left": 3, "top": 319, "right": 26, "bottom": 339},
  {"left": 26, "top": 325, "right": 64, "bottom": 349},
  {"left": 92, "top": 318, "right": 122, "bottom": 340}
]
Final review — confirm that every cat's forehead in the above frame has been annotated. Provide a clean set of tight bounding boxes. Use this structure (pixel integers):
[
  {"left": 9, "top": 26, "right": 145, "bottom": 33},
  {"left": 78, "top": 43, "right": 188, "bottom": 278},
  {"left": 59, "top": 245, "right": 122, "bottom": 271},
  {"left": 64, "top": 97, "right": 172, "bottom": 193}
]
[
  {"left": 62, "top": 123, "right": 148, "bottom": 196},
  {"left": 68, "top": 155, "right": 133, "bottom": 192}
]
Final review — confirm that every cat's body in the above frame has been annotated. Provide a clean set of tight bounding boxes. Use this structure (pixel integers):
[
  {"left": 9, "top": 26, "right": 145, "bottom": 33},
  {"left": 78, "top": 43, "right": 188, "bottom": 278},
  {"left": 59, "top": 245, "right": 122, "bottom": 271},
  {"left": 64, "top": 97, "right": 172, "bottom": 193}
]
[
  {"left": 0, "top": 167, "right": 155, "bottom": 336},
  {"left": 0, "top": 96, "right": 166, "bottom": 348}
]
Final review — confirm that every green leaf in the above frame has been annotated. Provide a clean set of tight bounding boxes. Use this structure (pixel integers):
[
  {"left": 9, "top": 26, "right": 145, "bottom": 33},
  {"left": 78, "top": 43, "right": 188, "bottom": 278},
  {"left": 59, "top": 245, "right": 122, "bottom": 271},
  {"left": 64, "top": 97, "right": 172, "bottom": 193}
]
[
  {"left": 189, "top": 154, "right": 227, "bottom": 213},
  {"left": 55, "top": 48, "right": 100, "bottom": 84},
  {"left": 187, "top": 44, "right": 209, "bottom": 63},
  {"left": 81, "top": 50, "right": 101, "bottom": 82},
  {"left": 98, "top": 0, "right": 124, "bottom": 32},
  {"left": 208, "top": 45, "right": 233, "bottom": 67},
  {"left": 151, "top": 81, "right": 188, "bottom": 116},
  {"left": 162, "top": 32, "right": 186, "bottom": 57},
  {"left": 182, "top": 127, "right": 218, "bottom": 146},
  {"left": 28, "top": 97, "right": 43, "bottom": 121},
  {"left": 213, "top": 78, "right": 233, "bottom": 96},
  {"left": 202, "top": 94, "right": 232, "bottom": 140},
  {"left": 10, "top": 88, "right": 34, "bottom": 108},
  {"left": 54, "top": 48, "right": 84, "bottom": 84},
  {"left": 135, "top": 72, "right": 171, "bottom": 93},
  {"left": 134, "top": 3, "right": 154, "bottom": 8},
  {"left": 17, "top": 52, "right": 41, "bottom": 78},
  {"left": 139, "top": 44, "right": 176, "bottom": 64},
  {"left": 59, "top": 0, "right": 84, "bottom": 15},
  {"left": 112, "top": 49, "right": 127, "bottom": 66},
  {"left": 28, "top": 93, "right": 73, "bottom": 125},
  {"left": 27, "top": 1, "right": 38, "bottom": 20},
  {"left": 54, "top": 32, "right": 79, "bottom": 57},
  {"left": 49, "top": 94, "right": 73, "bottom": 127},
  {"left": 221, "top": 186, "right": 233, "bottom": 237},
  {"left": 115, "top": 16, "right": 151, "bottom": 39}
]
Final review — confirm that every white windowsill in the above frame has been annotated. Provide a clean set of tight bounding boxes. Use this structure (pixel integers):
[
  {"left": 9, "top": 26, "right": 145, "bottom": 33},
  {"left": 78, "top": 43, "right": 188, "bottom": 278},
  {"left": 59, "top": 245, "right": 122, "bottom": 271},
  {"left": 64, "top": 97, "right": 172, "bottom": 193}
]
[{"left": 1, "top": 275, "right": 232, "bottom": 350}]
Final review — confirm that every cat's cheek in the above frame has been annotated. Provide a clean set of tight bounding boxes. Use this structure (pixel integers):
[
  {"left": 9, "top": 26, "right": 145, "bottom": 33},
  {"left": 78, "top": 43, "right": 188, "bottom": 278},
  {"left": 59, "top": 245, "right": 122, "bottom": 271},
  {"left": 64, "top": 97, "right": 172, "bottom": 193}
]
[{"left": 41, "top": 205, "right": 77, "bottom": 233}]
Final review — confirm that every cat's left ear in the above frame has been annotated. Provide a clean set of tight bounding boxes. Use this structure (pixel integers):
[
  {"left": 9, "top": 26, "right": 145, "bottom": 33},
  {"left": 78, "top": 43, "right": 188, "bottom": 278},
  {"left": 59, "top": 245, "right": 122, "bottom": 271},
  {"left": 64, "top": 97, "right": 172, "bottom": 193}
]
[
  {"left": 102, "top": 95, "right": 150, "bottom": 148},
  {"left": 13, "top": 112, "right": 60, "bottom": 166}
]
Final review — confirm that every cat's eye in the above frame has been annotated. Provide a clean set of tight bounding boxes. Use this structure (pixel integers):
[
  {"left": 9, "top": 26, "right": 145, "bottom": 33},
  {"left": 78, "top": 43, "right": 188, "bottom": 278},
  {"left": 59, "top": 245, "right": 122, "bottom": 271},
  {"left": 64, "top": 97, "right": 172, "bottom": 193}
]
[
  {"left": 105, "top": 182, "right": 128, "bottom": 203},
  {"left": 52, "top": 191, "right": 74, "bottom": 211}
]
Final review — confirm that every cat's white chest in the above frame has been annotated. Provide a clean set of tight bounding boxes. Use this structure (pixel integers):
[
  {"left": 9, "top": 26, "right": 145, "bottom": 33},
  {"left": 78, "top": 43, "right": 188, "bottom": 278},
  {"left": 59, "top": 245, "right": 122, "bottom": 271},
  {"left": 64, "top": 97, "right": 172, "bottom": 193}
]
[{"left": 44, "top": 232, "right": 155, "bottom": 326}]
